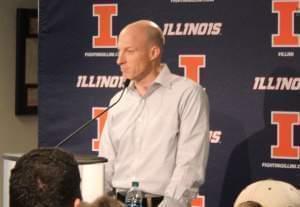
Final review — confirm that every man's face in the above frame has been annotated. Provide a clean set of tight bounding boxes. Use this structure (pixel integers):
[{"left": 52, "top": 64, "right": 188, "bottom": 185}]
[{"left": 116, "top": 27, "right": 153, "bottom": 82}]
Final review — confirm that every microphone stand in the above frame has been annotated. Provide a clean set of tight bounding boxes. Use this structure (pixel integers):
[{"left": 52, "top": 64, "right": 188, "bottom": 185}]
[{"left": 55, "top": 79, "right": 130, "bottom": 148}]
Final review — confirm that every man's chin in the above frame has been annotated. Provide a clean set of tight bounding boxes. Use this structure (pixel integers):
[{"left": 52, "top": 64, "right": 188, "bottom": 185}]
[{"left": 122, "top": 75, "right": 132, "bottom": 81}]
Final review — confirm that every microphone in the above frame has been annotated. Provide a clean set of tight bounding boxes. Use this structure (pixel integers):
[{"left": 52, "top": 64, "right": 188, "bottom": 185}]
[{"left": 55, "top": 79, "right": 131, "bottom": 148}]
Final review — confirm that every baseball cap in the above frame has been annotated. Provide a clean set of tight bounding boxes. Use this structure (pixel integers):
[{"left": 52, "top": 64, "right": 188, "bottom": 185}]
[{"left": 234, "top": 179, "right": 300, "bottom": 207}]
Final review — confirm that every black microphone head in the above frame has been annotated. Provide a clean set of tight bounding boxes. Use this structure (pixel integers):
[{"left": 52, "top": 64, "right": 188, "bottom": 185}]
[{"left": 124, "top": 79, "right": 131, "bottom": 88}]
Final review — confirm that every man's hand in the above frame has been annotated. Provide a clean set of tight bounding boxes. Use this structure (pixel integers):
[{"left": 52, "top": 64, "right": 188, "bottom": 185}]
[{"left": 158, "top": 196, "right": 188, "bottom": 207}]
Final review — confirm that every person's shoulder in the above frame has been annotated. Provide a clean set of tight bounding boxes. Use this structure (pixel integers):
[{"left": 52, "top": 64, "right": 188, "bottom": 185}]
[{"left": 170, "top": 73, "right": 204, "bottom": 92}]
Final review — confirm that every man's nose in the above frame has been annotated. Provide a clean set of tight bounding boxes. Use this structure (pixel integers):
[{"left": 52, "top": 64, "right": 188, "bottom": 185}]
[{"left": 116, "top": 52, "right": 124, "bottom": 65}]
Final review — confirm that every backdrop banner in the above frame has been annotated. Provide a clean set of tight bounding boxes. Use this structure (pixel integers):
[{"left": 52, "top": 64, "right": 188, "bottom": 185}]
[{"left": 39, "top": 0, "right": 300, "bottom": 206}]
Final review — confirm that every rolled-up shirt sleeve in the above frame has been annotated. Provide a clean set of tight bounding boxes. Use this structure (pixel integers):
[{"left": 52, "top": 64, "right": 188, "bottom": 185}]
[{"left": 164, "top": 85, "right": 210, "bottom": 204}]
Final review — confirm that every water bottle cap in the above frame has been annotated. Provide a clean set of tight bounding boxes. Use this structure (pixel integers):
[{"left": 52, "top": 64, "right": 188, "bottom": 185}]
[{"left": 132, "top": 181, "right": 139, "bottom": 187}]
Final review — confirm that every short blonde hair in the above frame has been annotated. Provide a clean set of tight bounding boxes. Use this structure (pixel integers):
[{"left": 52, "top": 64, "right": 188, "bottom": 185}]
[{"left": 122, "top": 20, "right": 165, "bottom": 55}]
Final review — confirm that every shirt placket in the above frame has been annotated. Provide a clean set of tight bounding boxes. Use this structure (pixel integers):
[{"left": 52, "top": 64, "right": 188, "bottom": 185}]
[{"left": 132, "top": 97, "right": 147, "bottom": 180}]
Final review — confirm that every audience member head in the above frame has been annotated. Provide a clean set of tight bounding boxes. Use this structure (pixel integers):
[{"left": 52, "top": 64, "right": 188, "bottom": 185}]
[
  {"left": 237, "top": 201, "right": 263, "bottom": 207},
  {"left": 10, "top": 148, "right": 82, "bottom": 207},
  {"left": 234, "top": 179, "right": 300, "bottom": 207},
  {"left": 80, "top": 195, "right": 124, "bottom": 207}
]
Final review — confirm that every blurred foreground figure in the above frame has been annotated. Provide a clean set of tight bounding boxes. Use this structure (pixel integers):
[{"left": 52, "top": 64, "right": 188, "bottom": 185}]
[
  {"left": 10, "top": 148, "right": 82, "bottom": 207},
  {"left": 234, "top": 179, "right": 300, "bottom": 207},
  {"left": 80, "top": 195, "right": 124, "bottom": 207}
]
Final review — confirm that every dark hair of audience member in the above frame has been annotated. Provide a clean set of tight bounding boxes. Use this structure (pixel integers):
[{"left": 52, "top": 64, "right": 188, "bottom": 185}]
[{"left": 10, "top": 148, "right": 82, "bottom": 207}]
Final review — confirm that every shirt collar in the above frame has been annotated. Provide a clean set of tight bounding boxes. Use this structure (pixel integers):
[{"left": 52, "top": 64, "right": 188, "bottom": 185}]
[
  {"left": 153, "top": 63, "right": 173, "bottom": 88},
  {"left": 127, "top": 63, "right": 173, "bottom": 90}
]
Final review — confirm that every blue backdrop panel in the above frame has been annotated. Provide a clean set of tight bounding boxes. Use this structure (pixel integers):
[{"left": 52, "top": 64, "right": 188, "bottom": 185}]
[{"left": 39, "top": 0, "right": 300, "bottom": 206}]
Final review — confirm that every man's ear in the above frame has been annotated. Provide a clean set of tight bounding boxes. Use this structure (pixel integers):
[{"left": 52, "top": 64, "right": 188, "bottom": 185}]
[
  {"left": 74, "top": 198, "right": 81, "bottom": 207},
  {"left": 150, "top": 46, "right": 161, "bottom": 60}
]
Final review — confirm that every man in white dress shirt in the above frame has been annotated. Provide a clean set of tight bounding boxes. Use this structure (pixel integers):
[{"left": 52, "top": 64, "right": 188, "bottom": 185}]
[{"left": 99, "top": 19, "right": 210, "bottom": 207}]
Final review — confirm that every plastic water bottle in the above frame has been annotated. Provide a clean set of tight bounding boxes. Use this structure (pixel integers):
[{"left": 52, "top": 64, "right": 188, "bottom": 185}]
[{"left": 125, "top": 181, "right": 143, "bottom": 207}]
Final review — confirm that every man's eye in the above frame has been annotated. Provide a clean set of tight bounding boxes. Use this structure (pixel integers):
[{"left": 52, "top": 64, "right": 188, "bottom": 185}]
[{"left": 127, "top": 49, "right": 135, "bottom": 53}]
